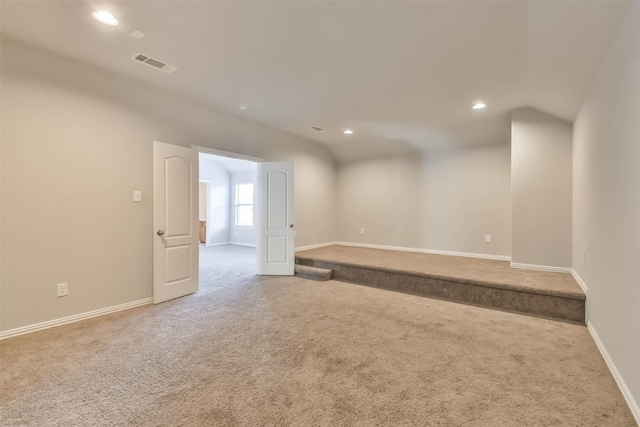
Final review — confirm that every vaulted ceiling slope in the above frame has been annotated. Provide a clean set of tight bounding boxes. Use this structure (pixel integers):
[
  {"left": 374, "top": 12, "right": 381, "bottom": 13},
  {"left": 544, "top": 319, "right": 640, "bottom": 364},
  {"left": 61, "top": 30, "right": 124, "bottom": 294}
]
[{"left": 1, "top": 1, "right": 631, "bottom": 161}]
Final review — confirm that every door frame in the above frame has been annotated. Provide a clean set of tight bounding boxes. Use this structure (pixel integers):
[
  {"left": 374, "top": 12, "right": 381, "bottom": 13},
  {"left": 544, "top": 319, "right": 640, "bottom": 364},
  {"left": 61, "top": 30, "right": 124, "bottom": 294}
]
[
  {"left": 193, "top": 145, "right": 264, "bottom": 273},
  {"left": 198, "top": 179, "right": 211, "bottom": 245}
]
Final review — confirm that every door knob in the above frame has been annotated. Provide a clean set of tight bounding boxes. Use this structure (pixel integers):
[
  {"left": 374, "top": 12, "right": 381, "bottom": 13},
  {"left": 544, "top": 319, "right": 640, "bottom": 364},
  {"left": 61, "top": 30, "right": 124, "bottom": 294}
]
[
  {"left": 157, "top": 230, "right": 165, "bottom": 236},
  {"left": 289, "top": 224, "right": 294, "bottom": 228}
]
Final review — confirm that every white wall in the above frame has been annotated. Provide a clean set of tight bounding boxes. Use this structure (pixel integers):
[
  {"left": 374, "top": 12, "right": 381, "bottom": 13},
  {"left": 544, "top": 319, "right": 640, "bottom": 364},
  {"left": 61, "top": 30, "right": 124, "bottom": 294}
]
[
  {"left": 1, "top": 38, "right": 337, "bottom": 332},
  {"left": 200, "top": 158, "right": 231, "bottom": 245},
  {"left": 230, "top": 169, "right": 258, "bottom": 247},
  {"left": 511, "top": 107, "right": 573, "bottom": 268},
  {"left": 336, "top": 142, "right": 512, "bottom": 257},
  {"left": 573, "top": 1, "right": 640, "bottom": 419}
]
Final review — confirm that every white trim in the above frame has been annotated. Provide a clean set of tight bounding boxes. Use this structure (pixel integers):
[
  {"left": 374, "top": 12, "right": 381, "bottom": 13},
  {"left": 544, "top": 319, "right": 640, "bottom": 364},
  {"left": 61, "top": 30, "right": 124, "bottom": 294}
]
[
  {"left": 0, "top": 298, "right": 153, "bottom": 340},
  {"left": 295, "top": 241, "right": 339, "bottom": 252},
  {"left": 510, "top": 262, "right": 573, "bottom": 273},
  {"left": 205, "top": 241, "right": 231, "bottom": 247},
  {"left": 203, "top": 181, "right": 212, "bottom": 245},
  {"left": 230, "top": 242, "right": 257, "bottom": 248},
  {"left": 571, "top": 269, "right": 589, "bottom": 293},
  {"left": 193, "top": 145, "right": 264, "bottom": 163},
  {"left": 588, "top": 321, "right": 640, "bottom": 425},
  {"left": 334, "top": 241, "right": 512, "bottom": 261},
  {"left": 571, "top": 269, "right": 590, "bottom": 322}
]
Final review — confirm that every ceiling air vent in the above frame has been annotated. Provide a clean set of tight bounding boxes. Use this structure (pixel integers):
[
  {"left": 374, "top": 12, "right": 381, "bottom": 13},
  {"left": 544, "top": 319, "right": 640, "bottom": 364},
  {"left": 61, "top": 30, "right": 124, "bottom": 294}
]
[{"left": 131, "top": 53, "right": 177, "bottom": 74}]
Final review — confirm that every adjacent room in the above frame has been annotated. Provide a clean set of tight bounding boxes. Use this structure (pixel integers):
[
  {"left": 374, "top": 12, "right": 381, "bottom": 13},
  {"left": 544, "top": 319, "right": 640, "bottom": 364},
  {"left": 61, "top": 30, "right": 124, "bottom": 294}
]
[
  {"left": 1, "top": 1, "right": 638, "bottom": 425},
  {"left": 198, "top": 152, "right": 258, "bottom": 276}
]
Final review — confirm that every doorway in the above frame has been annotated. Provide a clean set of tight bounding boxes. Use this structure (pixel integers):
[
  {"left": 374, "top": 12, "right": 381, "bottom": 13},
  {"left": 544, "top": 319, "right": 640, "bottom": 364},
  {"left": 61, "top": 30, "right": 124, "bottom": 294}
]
[
  {"left": 153, "top": 141, "right": 296, "bottom": 303},
  {"left": 198, "top": 150, "right": 258, "bottom": 276}
]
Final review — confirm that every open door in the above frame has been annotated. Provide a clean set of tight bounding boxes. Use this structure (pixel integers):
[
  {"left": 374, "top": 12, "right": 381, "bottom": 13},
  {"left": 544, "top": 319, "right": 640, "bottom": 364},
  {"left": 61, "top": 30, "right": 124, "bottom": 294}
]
[
  {"left": 153, "top": 141, "right": 199, "bottom": 303},
  {"left": 258, "top": 161, "right": 294, "bottom": 275}
]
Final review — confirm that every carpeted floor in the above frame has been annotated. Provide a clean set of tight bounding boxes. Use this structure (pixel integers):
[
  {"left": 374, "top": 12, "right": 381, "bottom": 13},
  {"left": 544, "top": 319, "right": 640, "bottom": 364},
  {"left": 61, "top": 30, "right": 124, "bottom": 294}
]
[
  {"left": 0, "top": 245, "right": 635, "bottom": 426},
  {"left": 296, "top": 245, "right": 584, "bottom": 298}
]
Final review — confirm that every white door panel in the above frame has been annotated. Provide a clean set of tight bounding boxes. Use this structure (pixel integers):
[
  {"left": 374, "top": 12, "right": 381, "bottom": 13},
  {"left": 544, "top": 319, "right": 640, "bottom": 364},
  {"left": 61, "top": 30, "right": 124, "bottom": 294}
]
[
  {"left": 153, "top": 141, "right": 199, "bottom": 303},
  {"left": 259, "top": 162, "right": 294, "bottom": 275},
  {"left": 165, "top": 157, "right": 192, "bottom": 236}
]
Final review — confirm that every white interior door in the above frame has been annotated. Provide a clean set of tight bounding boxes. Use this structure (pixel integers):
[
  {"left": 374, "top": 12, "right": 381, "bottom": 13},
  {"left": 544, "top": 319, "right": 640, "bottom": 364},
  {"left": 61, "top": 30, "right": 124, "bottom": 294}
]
[
  {"left": 153, "top": 141, "right": 199, "bottom": 303},
  {"left": 258, "top": 161, "right": 294, "bottom": 275}
]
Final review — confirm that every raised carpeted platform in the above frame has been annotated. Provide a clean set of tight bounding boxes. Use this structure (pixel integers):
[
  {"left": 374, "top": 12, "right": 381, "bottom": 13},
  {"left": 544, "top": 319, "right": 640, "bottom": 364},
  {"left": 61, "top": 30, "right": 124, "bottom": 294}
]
[{"left": 295, "top": 245, "right": 585, "bottom": 323}]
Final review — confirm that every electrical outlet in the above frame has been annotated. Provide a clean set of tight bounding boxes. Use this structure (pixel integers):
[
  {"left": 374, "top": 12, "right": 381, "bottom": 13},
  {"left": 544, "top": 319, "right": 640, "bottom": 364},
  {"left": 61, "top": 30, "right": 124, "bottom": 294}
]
[
  {"left": 484, "top": 235, "right": 491, "bottom": 243},
  {"left": 133, "top": 190, "right": 142, "bottom": 202},
  {"left": 360, "top": 228, "right": 365, "bottom": 235},
  {"left": 57, "top": 283, "right": 68, "bottom": 297}
]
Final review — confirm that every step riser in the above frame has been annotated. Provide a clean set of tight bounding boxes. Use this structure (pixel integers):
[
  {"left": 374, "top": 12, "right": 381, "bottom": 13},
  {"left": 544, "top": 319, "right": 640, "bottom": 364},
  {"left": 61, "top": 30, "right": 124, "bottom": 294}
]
[
  {"left": 294, "top": 264, "right": 332, "bottom": 281},
  {"left": 297, "top": 260, "right": 585, "bottom": 323}
]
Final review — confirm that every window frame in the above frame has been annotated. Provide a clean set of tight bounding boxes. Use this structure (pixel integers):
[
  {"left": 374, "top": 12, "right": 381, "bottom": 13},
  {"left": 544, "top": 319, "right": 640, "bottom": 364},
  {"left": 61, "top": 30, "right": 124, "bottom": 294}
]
[{"left": 233, "top": 182, "right": 254, "bottom": 228}]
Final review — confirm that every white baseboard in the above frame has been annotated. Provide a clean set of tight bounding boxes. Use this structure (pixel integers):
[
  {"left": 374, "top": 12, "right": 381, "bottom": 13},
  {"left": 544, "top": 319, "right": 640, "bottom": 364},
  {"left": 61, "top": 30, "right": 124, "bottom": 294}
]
[
  {"left": 570, "top": 269, "right": 589, "bottom": 293},
  {"left": 510, "top": 262, "right": 572, "bottom": 274},
  {"left": 205, "top": 242, "right": 257, "bottom": 248},
  {"left": 205, "top": 241, "right": 231, "bottom": 247},
  {"left": 295, "top": 241, "right": 338, "bottom": 252},
  {"left": 570, "top": 269, "right": 589, "bottom": 322},
  {"left": 588, "top": 321, "right": 640, "bottom": 425},
  {"left": 230, "top": 242, "right": 257, "bottom": 248},
  {"left": 0, "top": 298, "right": 153, "bottom": 340},
  {"left": 334, "top": 241, "right": 511, "bottom": 262}
]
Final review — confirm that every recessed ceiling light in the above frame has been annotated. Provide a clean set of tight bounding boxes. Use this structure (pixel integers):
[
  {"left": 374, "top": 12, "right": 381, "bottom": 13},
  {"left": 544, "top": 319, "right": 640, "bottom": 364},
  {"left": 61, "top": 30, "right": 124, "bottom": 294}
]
[
  {"left": 472, "top": 101, "right": 487, "bottom": 110},
  {"left": 344, "top": 129, "right": 354, "bottom": 134},
  {"left": 239, "top": 103, "right": 249, "bottom": 110},
  {"left": 92, "top": 10, "right": 118, "bottom": 26}
]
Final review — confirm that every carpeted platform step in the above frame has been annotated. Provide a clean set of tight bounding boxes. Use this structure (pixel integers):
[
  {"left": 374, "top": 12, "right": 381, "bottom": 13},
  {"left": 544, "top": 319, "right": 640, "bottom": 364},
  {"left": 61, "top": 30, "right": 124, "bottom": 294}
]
[
  {"left": 296, "top": 250, "right": 585, "bottom": 323},
  {"left": 295, "top": 264, "right": 332, "bottom": 281}
]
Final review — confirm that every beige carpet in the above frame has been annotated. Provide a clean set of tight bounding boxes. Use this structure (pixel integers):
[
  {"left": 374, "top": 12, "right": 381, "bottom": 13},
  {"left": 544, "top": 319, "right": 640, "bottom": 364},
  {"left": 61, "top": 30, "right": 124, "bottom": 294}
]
[
  {"left": 1, "top": 245, "right": 635, "bottom": 426},
  {"left": 296, "top": 245, "right": 584, "bottom": 298}
]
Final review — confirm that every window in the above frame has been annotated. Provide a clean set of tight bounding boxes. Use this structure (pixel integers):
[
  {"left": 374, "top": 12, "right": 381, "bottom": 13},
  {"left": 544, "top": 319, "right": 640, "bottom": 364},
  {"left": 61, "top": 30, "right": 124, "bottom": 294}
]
[{"left": 234, "top": 182, "right": 254, "bottom": 227}]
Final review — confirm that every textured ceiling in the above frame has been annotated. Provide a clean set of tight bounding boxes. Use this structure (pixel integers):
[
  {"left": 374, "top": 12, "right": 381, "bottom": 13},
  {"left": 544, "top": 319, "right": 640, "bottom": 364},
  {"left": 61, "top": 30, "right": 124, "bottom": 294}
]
[{"left": 1, "top": 1, "right": 631, "bottom": 161}]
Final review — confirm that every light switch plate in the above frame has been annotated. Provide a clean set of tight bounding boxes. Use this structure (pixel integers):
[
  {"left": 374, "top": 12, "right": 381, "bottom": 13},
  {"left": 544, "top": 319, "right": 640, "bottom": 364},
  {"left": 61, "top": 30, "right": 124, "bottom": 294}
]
[
  {"left": 133, "top": 191, "right": 142, "bottom": 202},
  {"left": 57, "top": 283, "right": 68, "bottom": 297}
]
